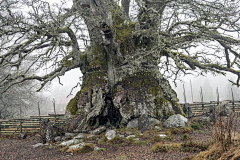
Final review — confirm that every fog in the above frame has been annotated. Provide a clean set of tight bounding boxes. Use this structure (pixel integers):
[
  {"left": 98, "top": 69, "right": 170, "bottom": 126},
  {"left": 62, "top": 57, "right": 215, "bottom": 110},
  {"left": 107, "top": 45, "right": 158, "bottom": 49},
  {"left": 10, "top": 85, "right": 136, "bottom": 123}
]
[
  {"left": 174, "top": 73, "right": 240, "bottom": 103},
  {"left": 28, "top": 0, "right": 240, "bottom": 115},
  {"left": 35, "top": 68, "right": 240, "bottom": 116},
  {"left": 34, "top": 69, "right": 82, "bottom": 115}
]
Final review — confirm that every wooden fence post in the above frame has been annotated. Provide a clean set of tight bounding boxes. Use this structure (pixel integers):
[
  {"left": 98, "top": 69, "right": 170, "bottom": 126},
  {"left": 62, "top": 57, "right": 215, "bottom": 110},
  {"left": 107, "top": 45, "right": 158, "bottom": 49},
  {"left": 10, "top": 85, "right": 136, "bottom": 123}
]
[
  {"left": 200, "top": 86, "right": 204, "bottom": 112},
  {"left": 183, "top": 84, "right": 187, "bottom": 104},
  {"left": 231, "top": 88, "right": 235, "bottom": 112},
  {"left": 190, "top": 80, "right": 194, "bottom": 103},
  {"left": 216, "top": 87, "right": 219, "bottom": 105},
  {"left": 38, "top": 102, "right": 41, "bottom": 136},
  {"left": 20, "top": 120, "right": 23, "bottom": 133},
  {"left": 20, "top": 106, "right": 22, "bottom": 119},
  {"left": 53, "top": 98, "right": 57, "bottom": 121}
]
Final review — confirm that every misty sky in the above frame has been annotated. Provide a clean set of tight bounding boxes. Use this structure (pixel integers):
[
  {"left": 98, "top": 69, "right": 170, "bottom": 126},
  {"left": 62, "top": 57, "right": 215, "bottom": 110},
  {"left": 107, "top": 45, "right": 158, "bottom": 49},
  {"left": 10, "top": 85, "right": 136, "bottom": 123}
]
[{"left": 38, "top": 0, "right": 240, "bottom": 114}]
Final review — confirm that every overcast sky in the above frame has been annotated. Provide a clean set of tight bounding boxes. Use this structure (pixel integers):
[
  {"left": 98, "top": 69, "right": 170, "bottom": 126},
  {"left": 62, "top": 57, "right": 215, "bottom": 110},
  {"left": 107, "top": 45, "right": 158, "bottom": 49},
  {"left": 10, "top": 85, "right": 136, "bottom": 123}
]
[{"left": 41, "top": 0, "right": 239, "bottom": 113}]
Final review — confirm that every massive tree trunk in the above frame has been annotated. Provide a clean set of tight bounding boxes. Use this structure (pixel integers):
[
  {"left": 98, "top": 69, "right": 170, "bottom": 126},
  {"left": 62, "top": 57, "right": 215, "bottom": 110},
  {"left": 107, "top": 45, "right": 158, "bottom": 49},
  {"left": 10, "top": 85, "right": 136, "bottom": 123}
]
[{"left": 67, "top": 0, "right": 184, "bottom": 131}]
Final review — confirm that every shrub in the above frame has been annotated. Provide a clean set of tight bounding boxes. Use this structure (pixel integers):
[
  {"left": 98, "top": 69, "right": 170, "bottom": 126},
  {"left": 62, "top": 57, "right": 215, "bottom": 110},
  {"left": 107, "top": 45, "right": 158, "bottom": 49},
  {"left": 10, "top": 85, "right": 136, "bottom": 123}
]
[
  {"left": 182, "top": 134, "right": 190, "bottom": 141},
  {"left": 191, "top": 123, "right": 201, "bottom": 130},
  {"left": 181, "top": 141, "right": 209, "bottom": 152},
  {"left": 212, "top": 113, "right": 239, "bottom": 151}
]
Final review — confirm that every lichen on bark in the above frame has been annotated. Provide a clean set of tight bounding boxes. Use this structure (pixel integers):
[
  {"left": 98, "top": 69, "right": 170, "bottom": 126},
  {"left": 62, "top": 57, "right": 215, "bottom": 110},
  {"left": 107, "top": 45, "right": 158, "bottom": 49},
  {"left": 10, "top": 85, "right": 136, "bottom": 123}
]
[{"left": 65, "top": 1, "right": 184, "bottom": 131}]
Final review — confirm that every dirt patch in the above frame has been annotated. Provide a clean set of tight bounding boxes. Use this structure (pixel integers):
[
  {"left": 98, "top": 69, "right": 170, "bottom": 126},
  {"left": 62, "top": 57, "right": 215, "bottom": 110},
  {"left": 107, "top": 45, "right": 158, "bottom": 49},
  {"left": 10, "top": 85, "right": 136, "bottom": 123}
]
[{"left": 0, "top": 127, "right": 212, "bottom": 160}]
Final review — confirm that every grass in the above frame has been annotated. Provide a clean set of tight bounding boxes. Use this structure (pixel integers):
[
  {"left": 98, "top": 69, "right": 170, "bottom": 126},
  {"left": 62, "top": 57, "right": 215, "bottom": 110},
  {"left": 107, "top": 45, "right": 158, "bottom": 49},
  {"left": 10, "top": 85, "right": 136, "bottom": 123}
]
[
  {"left": 191, "top": 123, "right": 201, "bottom": 130},
  {"left": 98, "top": 136, "right": 107, "bottom": 144},
  {"left": 108, "top": 135, "right": 124, "bottom": 144},
  {"left": 194, "top": 114, "right": 240, "bottom": 159},
  {"left": 67, "top": 143, "right": 95, "bottom": 154},
  {"left": 181, "top": 141, "right": 210, "bottom": 153},
  {"left": 133, "top": 140, "right": 147, "bottom": 145},
  {"left": 116, "top": 154, "right": 127, "bottom": 160},
  {"left": 151, "top": 142, "right": 181, "bottom": 153},
  {"left": 123, "top": 136, "right": 135, "bottom": 145},
  {"left": 182, "top": 134, "right": 190, "bottom": 141},
  {"left": 167, "top": 127, "right": 193, "bottom": 134},
  {"left": 60, "top": 146, "right": 69, "bottom": 152}
]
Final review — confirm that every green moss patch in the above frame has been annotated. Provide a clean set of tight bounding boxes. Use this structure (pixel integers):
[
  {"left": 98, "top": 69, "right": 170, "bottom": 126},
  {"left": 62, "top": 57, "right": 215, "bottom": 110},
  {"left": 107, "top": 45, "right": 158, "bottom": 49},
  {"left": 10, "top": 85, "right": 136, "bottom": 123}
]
[
  {"left": 80, "top": 72, "right": 107, "bottom": 95},
  {"left": 66, "top": 91, "right": 80, "bottom": 115},
  {"left": 111, "top": 8, "right": 135, "bottom": 55},
  {"left": 87, "top": 43, "right": 106, "bottom": 71}
]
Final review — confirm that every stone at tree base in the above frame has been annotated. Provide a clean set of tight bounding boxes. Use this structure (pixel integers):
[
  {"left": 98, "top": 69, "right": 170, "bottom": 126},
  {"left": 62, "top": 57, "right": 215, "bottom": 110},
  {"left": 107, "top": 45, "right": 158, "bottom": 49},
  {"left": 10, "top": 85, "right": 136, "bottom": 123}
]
[
  {"left": 209, "top": 101, "right": 231, "bottom": 123},
  {"left": 182, "top": 103, "right": 193, "bottom": 118},
  {"left": 60, "top": 139, "right": 79, "bottom": 146},
  {"left": 32, "top": 143, "right": 44, "bottom": 148},
  {"left": 162, "top": 114, "right": 188, "bottom": 128},
  {"left": 126, "top": 135, "right": 136, "bottom": 139},
  {"left": 134, "top": 138, "right": 140, "bottom": 141},
  {"left": 65, "top": 133, "right": 75, "bottom": 139},
  {"left": 90, "top": 126, "right": 106, "bottom": 135},
  {"left": 159, "top": 134, "right": 167, "bottom": 138},
  {"left": 127, "top": 118, "right": 160, "bottom": 129},
  {"left": 18, "top": 132, "right": 27, "bottom": 139},
  {"left": 94, "top": 146, "right": 102, "bottom": 151},
  {"left": 126, "top": 131, "right": 132, "bottom": 135},
  {"left": 155, "top": 126, "right": 161, "bottom": 130},
  {"left": 198, "top": 117, "right": 210, "bottom": 123},
  {"left": 54, "top": 136, "right": 62, "bottom": 142},
  {"left": 68, "top": 142, "right": 86, "bottom": 149},
  {"left": 149, "top": 118, "right": 160, "bottom": 126},
  {"left": 87, "top": 135, "right": 95, "bottom": 139},
  {"left": 105, "top": 130, "right": 116, "bottom": 140},
  {"left": 138, "top": 114, "right": 150, "bottom": 132},
  {"left": 218, "top": 101, "right": 231, "bottom": 116},
  {"left": 127, "top": 119, "right": 138, "bottom": 128},
  {"left": 41, "top": 119, "right": 64, "bottom": 143},
  {"left": 61, "top": 137, "right": 67, "bottom": 141},
  {"left": 118, "top": 134, "right": 125, "bottom": 138},
  {"left": 74, "top": 133, "right": 85, "bottom": 139}
]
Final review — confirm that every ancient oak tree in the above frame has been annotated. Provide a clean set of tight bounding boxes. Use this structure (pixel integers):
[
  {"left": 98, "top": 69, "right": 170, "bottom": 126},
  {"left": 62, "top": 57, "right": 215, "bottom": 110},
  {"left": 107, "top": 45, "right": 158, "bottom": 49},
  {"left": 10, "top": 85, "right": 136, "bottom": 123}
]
[{"left": 1, "top": 0, "right": 240, "bottom": 130}]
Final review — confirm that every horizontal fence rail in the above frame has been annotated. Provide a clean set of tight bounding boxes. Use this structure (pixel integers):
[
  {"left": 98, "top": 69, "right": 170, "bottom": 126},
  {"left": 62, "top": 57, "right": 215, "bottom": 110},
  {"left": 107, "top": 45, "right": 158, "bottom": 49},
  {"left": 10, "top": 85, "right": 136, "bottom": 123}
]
[
  {"left": 1, "top": 101, "right": 240, "bottom": 135},
  {"left": 0, "top": 114, "right": 67, "bottom": 135},
  {"left": 180, "top": 100, "right": 240, "bottom": 117}
]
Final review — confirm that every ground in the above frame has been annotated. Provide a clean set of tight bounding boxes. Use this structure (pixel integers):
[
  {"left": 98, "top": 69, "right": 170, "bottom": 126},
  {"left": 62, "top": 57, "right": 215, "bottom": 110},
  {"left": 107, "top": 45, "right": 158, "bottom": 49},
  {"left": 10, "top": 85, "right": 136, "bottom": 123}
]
[{"left": 0, "top": 123, "right": 212, "bottom": 160}]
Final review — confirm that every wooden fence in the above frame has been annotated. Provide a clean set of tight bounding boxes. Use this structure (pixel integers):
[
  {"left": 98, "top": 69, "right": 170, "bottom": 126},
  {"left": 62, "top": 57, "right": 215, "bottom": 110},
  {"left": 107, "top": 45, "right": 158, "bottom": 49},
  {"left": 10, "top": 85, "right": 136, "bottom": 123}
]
[
  {"left": 0, "top": 114, "right": 68, "bottom": 135},
  {"left": 1, "top": 101, "right": 240, "bottom": 135},
  {"left": 180, "top": 100, "right": 240, "bottom": 117}
]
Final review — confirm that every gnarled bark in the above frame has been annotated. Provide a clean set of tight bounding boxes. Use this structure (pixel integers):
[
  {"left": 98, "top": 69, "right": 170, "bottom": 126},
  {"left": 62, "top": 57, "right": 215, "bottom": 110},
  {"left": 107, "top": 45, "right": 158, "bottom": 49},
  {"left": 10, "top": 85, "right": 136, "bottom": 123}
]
[{"left": 66, "top": 0, "right": 184, "bottom": 131}]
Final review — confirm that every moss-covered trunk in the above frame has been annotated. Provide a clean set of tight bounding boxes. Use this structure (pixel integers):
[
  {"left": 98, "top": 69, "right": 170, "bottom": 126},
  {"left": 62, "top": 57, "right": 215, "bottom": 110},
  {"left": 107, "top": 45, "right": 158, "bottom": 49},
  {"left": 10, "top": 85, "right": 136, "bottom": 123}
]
[
  {"left": 66, "top": 43, "right": 184, "bottom": 130},
  {"left": 66, "top": 1, "right": 184, "bottom": 131}
]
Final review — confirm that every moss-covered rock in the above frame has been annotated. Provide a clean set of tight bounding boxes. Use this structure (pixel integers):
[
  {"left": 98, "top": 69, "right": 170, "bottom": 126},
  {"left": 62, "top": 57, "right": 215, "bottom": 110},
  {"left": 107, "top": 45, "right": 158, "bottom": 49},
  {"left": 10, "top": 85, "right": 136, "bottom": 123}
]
[{"left": 66, "top": 91, "right": 80, "bottom": 115}]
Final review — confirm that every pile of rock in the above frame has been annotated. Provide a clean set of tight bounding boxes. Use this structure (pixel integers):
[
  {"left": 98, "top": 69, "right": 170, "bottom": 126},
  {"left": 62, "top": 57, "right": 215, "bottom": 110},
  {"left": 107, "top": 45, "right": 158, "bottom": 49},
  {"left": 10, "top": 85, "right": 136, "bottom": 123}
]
[{"left": 32, "top": 115, "right": 191, "bottom": 152}]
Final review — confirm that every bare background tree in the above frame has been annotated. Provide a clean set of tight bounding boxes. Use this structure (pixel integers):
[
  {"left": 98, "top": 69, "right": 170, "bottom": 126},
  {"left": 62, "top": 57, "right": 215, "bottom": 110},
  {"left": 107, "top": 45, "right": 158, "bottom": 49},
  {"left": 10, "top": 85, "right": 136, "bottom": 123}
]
[
  {"left": 0, "top": 68, "right": 40, "bottom": 119},
  {"left": 1, "top": 0, "right": 240, "bottom": 130}
]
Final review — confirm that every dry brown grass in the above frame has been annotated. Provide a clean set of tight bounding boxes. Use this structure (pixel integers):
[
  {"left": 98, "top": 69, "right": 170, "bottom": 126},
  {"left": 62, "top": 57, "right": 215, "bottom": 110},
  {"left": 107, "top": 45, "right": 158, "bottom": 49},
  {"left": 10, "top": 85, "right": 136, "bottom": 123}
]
[
  {"left": 151, "top": 142, "right": 181, "bottom": 153},
  {"left": 195, "top": 113, "right": 240, "bottom": 160}
]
